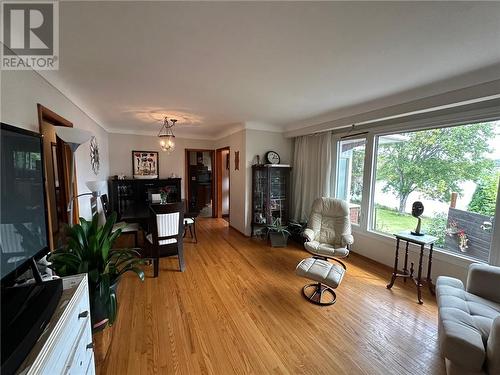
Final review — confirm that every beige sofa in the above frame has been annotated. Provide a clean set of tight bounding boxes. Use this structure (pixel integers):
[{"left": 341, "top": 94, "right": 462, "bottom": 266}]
[{"left": 436, "top": 264, "right": 500, "bottom": 374}]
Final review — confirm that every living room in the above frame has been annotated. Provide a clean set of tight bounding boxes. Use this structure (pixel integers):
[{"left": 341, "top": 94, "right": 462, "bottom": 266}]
[{"left": 1, "top": 2, "right": 499, "bottom": 375}]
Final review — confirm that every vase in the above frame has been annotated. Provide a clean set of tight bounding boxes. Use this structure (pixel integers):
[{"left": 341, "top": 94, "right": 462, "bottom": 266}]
[
  {"left": 269, "top": 232, "right": 289, "bottom": 247},
  {"left": 91, "top": 281, "right": 119, "bottom": 332}
]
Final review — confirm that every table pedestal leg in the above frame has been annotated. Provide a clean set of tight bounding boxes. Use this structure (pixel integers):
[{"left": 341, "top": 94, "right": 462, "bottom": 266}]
[
  {"left": 386, "top": 238, "right": 400, "bottom": 289},
  {"left": 426, "top": 243, "right": 435, "bottom": 295},
  {"left": 416, "top": 244, "right": 424, "bottom": 304},
  {"left": 403, "top": 241, "right": 409, "bottom": 282}
]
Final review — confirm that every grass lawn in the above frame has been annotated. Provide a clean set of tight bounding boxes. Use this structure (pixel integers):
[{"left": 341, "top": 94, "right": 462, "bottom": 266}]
[{"left": 374, "top": 207, "right": 419, "bottom": 234}]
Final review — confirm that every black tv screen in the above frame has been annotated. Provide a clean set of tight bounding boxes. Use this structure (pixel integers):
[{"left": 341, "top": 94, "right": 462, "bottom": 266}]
[{"left": 0, "top": 123, "right": 49, "bottom": 281}]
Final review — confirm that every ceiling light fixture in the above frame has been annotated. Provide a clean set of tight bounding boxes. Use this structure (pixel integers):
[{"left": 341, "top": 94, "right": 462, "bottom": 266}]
[{"left": 158, "top": 116, "right": 177, "bottom": 153}]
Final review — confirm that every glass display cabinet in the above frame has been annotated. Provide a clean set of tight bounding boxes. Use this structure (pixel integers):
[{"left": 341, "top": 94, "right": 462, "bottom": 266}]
[{"left": 251, "top": 164, "right": 291, "bottom": 236}]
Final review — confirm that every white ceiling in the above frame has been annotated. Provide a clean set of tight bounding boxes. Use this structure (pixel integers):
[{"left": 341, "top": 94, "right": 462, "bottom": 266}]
[{"left": 41, "top": 1, "right": 500, "bottom": 139}]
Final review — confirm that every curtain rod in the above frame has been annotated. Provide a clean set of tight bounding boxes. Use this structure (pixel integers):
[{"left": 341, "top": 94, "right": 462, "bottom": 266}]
[{"left": 340, "top": 131, "right": 368, "bottom": 139}]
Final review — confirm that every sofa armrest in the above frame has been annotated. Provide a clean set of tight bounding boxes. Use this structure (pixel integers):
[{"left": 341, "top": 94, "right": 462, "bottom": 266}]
[
  {"left": 303, "top": 228, "right": 315, "bottom": 242},
  {"left": 487, "top": 316, "right": 500, "bottom": 374},
  {"left": 341, "top": 234, "right": 354, "bottom": 246},
  {"left": 440, "top": 308, "right": 486, "bottom": 372},
  {"left": 466, "top": 263, "right": 500, "bottom": 304}
]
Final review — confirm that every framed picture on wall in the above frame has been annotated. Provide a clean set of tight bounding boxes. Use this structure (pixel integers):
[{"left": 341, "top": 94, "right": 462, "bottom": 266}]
[{"left": 132, "top": 151, "right": 159, "bottom": 179}]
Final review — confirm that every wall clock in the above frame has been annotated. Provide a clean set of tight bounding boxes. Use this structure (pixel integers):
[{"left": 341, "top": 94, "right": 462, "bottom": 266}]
[
  {"left": 265, "top": 151, "right": 280, "bottom": 165},
  {"left": 90, "top": 136, "right": 100, "bottom": 175}
]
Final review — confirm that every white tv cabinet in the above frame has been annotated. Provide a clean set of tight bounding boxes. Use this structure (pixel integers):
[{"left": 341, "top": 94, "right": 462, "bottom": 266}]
[{"left": 16, "top": 274, "right": 95, "bottom": 375}]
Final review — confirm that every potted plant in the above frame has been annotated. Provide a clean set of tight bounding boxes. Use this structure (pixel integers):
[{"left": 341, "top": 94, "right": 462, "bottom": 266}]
[
  {"left": 288, "top": 220, "right": 307, "bottom": 244},
  {"left": 48, "top": 212, "right": 145, "bottom": 330},
  {"left": 267, "top": 218, "right": 291, "bottom": 247}
]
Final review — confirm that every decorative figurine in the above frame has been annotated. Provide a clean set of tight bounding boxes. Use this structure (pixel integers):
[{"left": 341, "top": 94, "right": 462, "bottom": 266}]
[{"left": 411, "top": 201, "right": 425, "bottom": 236}]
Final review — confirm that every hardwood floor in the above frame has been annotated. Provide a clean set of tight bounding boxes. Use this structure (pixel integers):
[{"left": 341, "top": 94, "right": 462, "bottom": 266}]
[{"left": 100, "top": 218, "right": 445, "bottom": 375}]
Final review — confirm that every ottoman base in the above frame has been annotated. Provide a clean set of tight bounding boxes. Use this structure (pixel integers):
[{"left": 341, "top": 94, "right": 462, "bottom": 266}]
[
  {"left": 296, "top": 257, "right": 346, "bottom": 306},
  {"left": 302, "top": 282, "right": 337, "bottom": 306}
]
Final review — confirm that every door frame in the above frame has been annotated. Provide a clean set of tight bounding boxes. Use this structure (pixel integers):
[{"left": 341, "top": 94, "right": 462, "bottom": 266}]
[
  {"left": 184, "top": 149, "right": 215, "bottom": 217},
  {"left": 215, "top": 147, "right": 230, "bottom": 219},
  {"left": 38, "top": 104, "right": 78, "bottom": 250}
]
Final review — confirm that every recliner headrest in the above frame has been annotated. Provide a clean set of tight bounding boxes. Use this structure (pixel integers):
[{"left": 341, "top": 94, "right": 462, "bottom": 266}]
[{"left": 311, "top": 197, "right": 349, "bottom": 217}]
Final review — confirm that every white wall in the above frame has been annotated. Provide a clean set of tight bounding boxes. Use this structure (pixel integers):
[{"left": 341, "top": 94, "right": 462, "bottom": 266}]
[
  {"left": 1, "top": 69, "right": 110, "bottom": 220},
  {"left": 108, "top": 133, "right": 213, "bottom": 199},
  {"left": 351, "top": 229, "right": 472, "bottom": 283},
  {"left": 214, "top": 129, "right": 246, "bottom": 234},
  {"left": 0, "top": 70, "right": 295, "bottom": 239}
]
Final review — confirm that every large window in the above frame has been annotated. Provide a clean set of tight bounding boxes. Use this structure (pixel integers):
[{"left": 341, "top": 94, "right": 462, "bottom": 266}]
[
  {"left": 371, "top": 121, "right": 500, "bottom": 262},
  {"left": 336, "top": 138, "right": 366, "bottom": 225}
]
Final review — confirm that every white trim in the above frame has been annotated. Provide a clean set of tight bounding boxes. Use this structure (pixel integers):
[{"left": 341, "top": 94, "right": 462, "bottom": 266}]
[
  {"left": 360, "top": 135, "right": 374, "bottom": 229},
  {"left": 363, "top": 104, "right": 500, "bottom": 137},
  {"left": 368, "top": 133, "right": 378, "bottom": 235},
  {"left": 326, "top": 101, "right": 500, "bottom": 268},
  {"left": 360, "top": 119, "right": 500, "bottom": 266},
  {"left": 489, "top": 181, "right": 500, "bottom": 266},
  {"left": 330, "top": 100, "right": 500, "bottom": 138},
  {"left": 284, "top": 80, "right": 500, "bottom": 138}
]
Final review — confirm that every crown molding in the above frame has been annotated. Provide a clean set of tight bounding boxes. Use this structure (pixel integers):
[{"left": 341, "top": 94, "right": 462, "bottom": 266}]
[{"left": 284, "top": 79, "right": 500, "bottom": 138}]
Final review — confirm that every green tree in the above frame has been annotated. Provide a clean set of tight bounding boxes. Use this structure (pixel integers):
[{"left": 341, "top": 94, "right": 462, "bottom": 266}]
[
  {"left": 468, "top": 172, "right": 499, "bottom": 216},
  {"left": 377, "top": 123, "right": 495, "bottom": 213}
]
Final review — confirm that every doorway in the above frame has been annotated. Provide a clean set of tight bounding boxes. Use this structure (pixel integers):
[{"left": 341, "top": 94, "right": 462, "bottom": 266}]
[
  {"left": 38, "top": 104, "right": 78, "bottom": 250},
  {"left": 215, "top": 147, "right": 230, "bottom": 222},
  {"left": 185, "top": 149, "right": 215, "bottom": 217}
]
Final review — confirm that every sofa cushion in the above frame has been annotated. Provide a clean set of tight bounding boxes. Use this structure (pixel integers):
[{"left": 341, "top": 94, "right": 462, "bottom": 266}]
[
  {"left": 296, "top": 257, "right": 345, "bottom": 289},
  {"left": 437, "top": 276, "right": 500, "bottom": 372}
]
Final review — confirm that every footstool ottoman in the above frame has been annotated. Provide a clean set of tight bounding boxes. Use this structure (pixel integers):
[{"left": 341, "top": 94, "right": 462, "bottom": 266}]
[{"left": 296, "top": 257, "right": 346, "bottom": 306}]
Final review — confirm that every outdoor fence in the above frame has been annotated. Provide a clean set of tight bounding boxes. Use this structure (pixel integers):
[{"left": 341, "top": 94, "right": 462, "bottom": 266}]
[{"left": 444, "top": 207, "right": 492, "bottom": 262}]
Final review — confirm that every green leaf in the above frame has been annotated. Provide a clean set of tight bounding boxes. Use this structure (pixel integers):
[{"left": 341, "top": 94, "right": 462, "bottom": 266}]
[
  {"left": 101, "top": 240, "right": 110, "bottom": 263},
  {"left": 119, "top": 266, "right": 145, "bottom": 281},
  {"left": 50, "top": 210, "right": 143, "bottom": 326},
  {"left": 108, "top": 292, "right": 117, "bottom": 325}
]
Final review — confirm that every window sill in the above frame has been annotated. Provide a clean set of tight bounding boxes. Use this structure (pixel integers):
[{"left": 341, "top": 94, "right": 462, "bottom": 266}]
[{"left": 352, "top": 227, "right": 485, "bottom": 268}]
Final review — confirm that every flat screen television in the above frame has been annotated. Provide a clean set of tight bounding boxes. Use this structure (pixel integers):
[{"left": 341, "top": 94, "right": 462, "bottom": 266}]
[
  {"left": 0, "top": 123, "right": 50, "bottom": 283},
  {"left": 1, "top": 123, "right": 63, "bottom": 375}
]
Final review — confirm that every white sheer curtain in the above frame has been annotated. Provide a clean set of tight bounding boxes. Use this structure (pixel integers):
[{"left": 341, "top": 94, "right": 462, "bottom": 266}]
[{"left": 292, "top": 132, "right": 334, "bottom": 222}]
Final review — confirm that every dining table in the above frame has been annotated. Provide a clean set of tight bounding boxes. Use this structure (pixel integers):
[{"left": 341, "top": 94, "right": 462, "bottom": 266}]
[{"left": 120, "top": 199, "right": 197, "bottom": 232}]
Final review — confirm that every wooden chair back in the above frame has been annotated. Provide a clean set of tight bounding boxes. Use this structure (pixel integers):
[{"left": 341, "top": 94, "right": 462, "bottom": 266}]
[{"left": 149, "top": 202, "right": 184, "bottom": 247}]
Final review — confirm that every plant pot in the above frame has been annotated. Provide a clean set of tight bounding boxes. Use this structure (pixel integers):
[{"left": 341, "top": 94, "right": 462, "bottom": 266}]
[
  {"left": 92, "top": 281, "right": 119, "bottom": 332},
  {"left": 269, "top": 232, "right": 289, "bottom": 247}
]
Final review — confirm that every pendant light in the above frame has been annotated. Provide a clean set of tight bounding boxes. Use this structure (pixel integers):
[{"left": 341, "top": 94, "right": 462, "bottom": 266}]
[{"left": 158, "top": 117, "right": 177, "bottom": 153}]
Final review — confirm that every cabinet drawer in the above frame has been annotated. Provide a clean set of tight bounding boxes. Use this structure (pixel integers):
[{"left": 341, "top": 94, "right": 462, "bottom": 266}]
[
  {"left": 64, "top": 319, "right": 93, "bottom": 375},
  {"left": 85, "top": 353, "right": 95, "bottom": 375},
  {"left": 33, "top": 281, "right": 91, "bottom": 375}
]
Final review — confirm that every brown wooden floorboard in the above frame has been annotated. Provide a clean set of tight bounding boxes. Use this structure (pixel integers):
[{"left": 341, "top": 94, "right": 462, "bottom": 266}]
[{"left": 100, "top": 218, "right": 445, "bottom": 375}]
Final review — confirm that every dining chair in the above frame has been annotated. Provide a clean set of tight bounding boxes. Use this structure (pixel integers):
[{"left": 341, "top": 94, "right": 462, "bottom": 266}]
[
  {"left": 145, "top": 202, "right": 185, "bottom": 277},
  {"left": 183, "top": 213, "right": 198, "bottom": 243},
  {"left": 100, "top": 193, "right": 140, "bottom": 247},
  {"left": 151, "top": 195, "right": 196, "bottom": 242}
]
